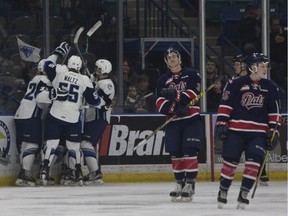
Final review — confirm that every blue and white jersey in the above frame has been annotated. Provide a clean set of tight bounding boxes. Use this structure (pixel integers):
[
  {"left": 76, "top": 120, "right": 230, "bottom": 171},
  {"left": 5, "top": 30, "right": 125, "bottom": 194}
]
[
  {"left": 14, "top": 74, "right": 52, "bottom": 119},
  {"left": 85, "top": 78, "right": 115, "bottom": 123},
  {"left": 44, "top": 59, "right": 104, "bottom": 123}
]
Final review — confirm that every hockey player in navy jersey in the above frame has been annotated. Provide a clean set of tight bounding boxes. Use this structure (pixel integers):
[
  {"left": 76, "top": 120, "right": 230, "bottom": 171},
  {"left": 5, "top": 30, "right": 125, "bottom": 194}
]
[
  {"left": 232, "top": 54, "right": 248, "bottom": 78},
  {"left": 40, "top": 42, "right": 106, "bottom": 186},
  {"left": 14, "top": 59, "right": 68, "bottom": 186},
  {"left": 215, "top": 53, "right": 282, "bottom": 209},
  {"left": 80, "top": 59, "right": 115, "bottom": 186},
  {"left": 156, "top": 47, "right": 203, "bottom": 202}
]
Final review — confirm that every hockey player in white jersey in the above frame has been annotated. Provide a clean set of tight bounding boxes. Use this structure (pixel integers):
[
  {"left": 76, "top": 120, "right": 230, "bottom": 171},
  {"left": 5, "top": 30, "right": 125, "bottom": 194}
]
[
  {"left": 40, "top": 42, "right": 105, "bottom": 186},
  {"left": 81, "top": 59, "right": 115, "bottom": 185},
  {"left": 14, "top": 59, "right": 68, "bottom": 186}
]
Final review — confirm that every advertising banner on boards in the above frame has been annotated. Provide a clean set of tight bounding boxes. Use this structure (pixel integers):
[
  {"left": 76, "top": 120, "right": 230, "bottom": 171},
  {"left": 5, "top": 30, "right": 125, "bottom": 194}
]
[{"left": 98, "top": 115, "right": 207, "bottom": 165}]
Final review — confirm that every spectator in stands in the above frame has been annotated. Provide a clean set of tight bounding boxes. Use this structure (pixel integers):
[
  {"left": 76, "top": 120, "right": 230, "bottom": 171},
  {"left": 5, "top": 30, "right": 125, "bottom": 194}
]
[
  {"left": 206, "top": 58, "right": 219, "bottom": 86},
  {"left": 124, "top": 84, "right": 139, "bottom": 113},
  {"left": 206, "top": 59, "right": 225, "bottom": 112},
  {"left": 269, "top": 15, "right": 287, "bottom": 91},
  {"left": 207, "top": 78, "right": 223, "bottom": 113},
  {"left": 135, "top": 74, "right": 156, "bottom": 113},
  {"left": 239, "top": 4, "right": 262, "bottom": 55},
  {"left": 123, "top": 58, "right": 138, "bottom": 99}
]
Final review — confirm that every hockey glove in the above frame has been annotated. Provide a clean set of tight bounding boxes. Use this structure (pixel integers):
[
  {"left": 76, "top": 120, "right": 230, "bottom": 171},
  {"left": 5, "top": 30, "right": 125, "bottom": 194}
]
[
  {"left": 52, "top": 42, "right": 70, "bottom": 58},
  {"left": 98, "top": 89, "right": 112, "bottom": 106},
  {"left": 174, "top": 103, "right": 189, "bottom": 117},
  {"left": 266, "top": 130, "right": 279, "bottom": 151},
  {"left": 160, "top": 88, "right": 180, "bottom": 101},
  {"left": 49, "top": 88, "right": 69, "bottom": 101},
  {"left": 215, "top": 121, "right": 228, "bottom": 141}
]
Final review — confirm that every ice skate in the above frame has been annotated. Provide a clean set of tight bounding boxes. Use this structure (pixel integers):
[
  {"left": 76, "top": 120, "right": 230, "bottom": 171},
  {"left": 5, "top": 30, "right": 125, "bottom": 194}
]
[
  {"left": 237, "top": 190, "right": 249, "bottom": 209},
  {"left": 181, "top": 183, "right": 195, "bottom": 202},
  {"left": 60, "top": 164, "right": 70, "bottom": 185},
  {"left": 15, "top": 169, "right": 36, "bottom": 187},
  {"left": 61, "top": 168, "right": 76, "bottom": 186},
  {"left": 259, "top": 175, "right": 269, "bottom": 186},
  {"left": 217, "top": 190, "right": 228, "bottom": 209},
  {"left": 83, "top": 171, "right": 104, "bottom": 186},
  {"left": 40, "top": 165, "right": 50, "bottom": 186},
  {"left": 169, "top": 182, "right": 184, "bottom": 202},
  {"left": 36, "top": 176, "right": 55, "bottom": 186},
  {"left": 75, "top": 164, "right": 83, "bottom": 186},
  {"left": 36, "top": 165, "right": 55, "bottom": 186}
]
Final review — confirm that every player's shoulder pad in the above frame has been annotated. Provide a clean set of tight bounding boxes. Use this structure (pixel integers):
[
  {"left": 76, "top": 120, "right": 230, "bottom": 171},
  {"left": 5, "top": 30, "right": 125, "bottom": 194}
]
[
  {"left": 98, "top": 79, "right": 115, "bottom": 93},
  {"left": 56, "top": 64, "right": 69, "bottom": 73},
  {"left": 183, "top": 67, "right": 201, "bottom": 78}
]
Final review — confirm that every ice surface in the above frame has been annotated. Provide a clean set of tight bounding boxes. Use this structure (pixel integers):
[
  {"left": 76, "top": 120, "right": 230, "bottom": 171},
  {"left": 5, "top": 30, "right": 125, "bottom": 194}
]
[{"left": 0, "top": 181, "right": 287, "bottom": 216}]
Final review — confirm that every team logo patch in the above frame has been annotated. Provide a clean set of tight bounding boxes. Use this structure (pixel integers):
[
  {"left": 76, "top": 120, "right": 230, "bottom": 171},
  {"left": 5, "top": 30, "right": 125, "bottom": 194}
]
[
  {"left": 240, "top": 85, "right": 250, "bottom": 91},
  {"left": 241, "top": 92, "right": 264, "bottom": 110},
  {"left": 0, "top": 120, "right": 11, "bottom": 166}
]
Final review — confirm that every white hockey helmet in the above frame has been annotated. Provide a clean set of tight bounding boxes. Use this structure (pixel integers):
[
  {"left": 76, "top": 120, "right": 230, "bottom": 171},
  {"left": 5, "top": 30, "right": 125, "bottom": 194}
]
[
  {"left": 68, "top": 55, "right": 82, "bottom": 72},
  {"left": 37, "top": 59, "right": 46, "bottom": 72},
  {"left": 95, "top": 59, "right": 112, "bottom": 74}
]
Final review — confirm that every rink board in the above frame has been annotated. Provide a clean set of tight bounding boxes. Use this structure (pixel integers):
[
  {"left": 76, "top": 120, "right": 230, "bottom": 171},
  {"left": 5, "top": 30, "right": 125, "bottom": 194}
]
[{"left": 0, "top": 114, "right": 287, "bottom": 186}]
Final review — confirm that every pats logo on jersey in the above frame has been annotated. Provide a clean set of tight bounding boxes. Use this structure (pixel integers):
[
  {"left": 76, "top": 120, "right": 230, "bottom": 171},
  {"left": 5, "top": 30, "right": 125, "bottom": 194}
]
[
  {"left": 0, "top": 120, "right": 11, "bottom": 166},
  {"left": 241, "top": 92, "right": 264, "bottom": 110}
]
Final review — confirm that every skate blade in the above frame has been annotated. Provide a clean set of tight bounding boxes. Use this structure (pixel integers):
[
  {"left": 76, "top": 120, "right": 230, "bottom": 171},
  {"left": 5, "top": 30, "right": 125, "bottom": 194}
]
[
  {"left": 237, "top": 202, "right": 247, "bottom": 210},
  {"left": 259, "top": 181, "right": 269, "bottom": 186},
  {"left": 36, "top": 179, "right": 55, "bottom": 186},
  {"left": 76, "top": 180, "right": 83, "bottom": 186},
  {"left": 218, "top": 202, "right": 225, "bottom": 209},
  {"left": 170, "top": 196, "right": 182, "bottom": 202},
  {"left": 181, "top": 197, "right": 192, "bottom": 202},
  {"left": 15, "top": 179, "right": 35, "bottom": 187},
  {"left": 83, "top": 179, "right": 104, "bottom": 186},
  {"left": 41, "top": 174, "right": 48, "bottom": 186}
]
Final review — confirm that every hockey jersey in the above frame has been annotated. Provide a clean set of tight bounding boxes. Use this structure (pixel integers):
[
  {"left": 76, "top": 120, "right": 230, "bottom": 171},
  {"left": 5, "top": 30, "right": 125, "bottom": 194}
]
[
  {"left": 217, "top": 75, "right": 282, "bottom": 133},
  {"left": 156, "top": 67, "right": 201, "bottom": 121},
  {"left": 85, "top": 78, "right": 115, "bottom": 123},
  {"left": 14, "top": 75, "right": 52, "bottom": 119},
  {"left": 44, "top": 60, "right": 105, "bottom": 123}
]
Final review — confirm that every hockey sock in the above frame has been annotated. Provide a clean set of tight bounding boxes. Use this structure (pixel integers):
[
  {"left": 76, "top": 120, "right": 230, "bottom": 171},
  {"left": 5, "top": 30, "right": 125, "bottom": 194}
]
[
  {"left": 43, "top": 139, "right": 59, "bottom": 166},
  {"left": 171, "top": 156, "right": 185, "bottom": 182},
  {"left": 219, "top": 160, "right": 238, "bottom": 191},
  {"left": 66, "top": 140, "right": 82, "bottom": 167},
  {"left": 21, "top": 142, "right": 38, "bottom": 171},
  {"left": 241, "top": 161, "right": 260, "bottom": 191},
  {"left": 183, "top": 156, "right": 198, "bottom": 181},
  {"left": 81, "top": 140, "right": 99, "bottom": 172}
]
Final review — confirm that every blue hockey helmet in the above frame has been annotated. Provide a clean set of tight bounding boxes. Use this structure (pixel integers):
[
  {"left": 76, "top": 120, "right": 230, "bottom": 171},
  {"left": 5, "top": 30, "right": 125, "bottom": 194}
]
[
  {"left": 247, "top": 53, "right": 270, "bottom": 75},
  {"left": 232, "top": 54, "right": 247, "bottom": 63},
  {"left": 247, "top": 53, "right": 269, "bottom": 67},
  {"left": 164, "top": 47, "right": 182, "bottom": 64}
]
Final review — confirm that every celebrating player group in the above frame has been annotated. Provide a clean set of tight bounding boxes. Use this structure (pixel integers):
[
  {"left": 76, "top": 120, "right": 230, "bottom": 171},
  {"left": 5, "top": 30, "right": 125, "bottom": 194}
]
[{"left": 13, "top": 36, "right": 282, "bottom": 210}]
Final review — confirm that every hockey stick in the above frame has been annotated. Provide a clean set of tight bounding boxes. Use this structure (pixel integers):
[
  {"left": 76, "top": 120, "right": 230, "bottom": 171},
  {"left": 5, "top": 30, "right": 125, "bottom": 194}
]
[
  {"left": 251, "top": 100, "right": 280, "bottom": 198},
  {"left": 85, "top": 20, "right": 102, "bottom": 54},
  {"left": 133, "top": 84, "right": 215, "bottom": 151},
  {"left": 73, "top": 26, "right": 90, "bottom": 75}
]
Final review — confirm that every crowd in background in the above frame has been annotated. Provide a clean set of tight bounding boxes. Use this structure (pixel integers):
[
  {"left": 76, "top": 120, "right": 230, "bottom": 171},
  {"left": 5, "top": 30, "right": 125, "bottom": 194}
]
[{"left": 0, "top": 0, "right": 287, "bottom": 115}]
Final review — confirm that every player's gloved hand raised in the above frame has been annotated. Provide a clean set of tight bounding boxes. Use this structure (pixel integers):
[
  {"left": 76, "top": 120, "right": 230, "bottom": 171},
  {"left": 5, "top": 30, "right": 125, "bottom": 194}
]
[
  {"left": 160, "top": 88, "right": 180, "bottom": 101},
  {"left": 97, "top": 89, "right": 111, "bottom": 106},
  {"left": 52, "top": 42, "right": 70, "bottom": 58},
  {"left": 49, "top": 88, "right": 69, "bottom": 101},
  {"left": 266, "top": 130, "right": 279, "bottom": 151},
  {"left": 215, "top": 121, "right": 228, "bottom": 141},
  {"left": 174, "top": 103, "right": 189, "bottom": 117}
]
